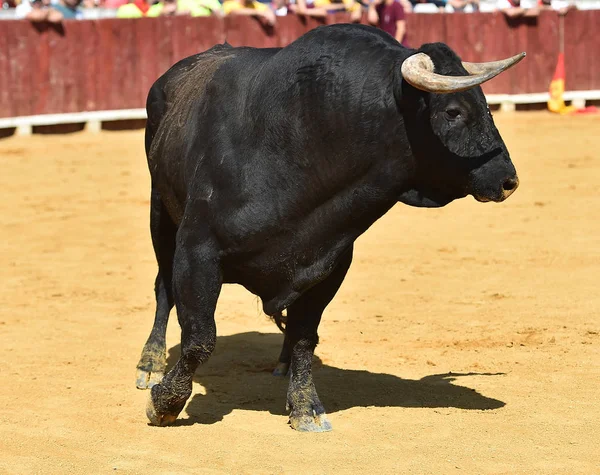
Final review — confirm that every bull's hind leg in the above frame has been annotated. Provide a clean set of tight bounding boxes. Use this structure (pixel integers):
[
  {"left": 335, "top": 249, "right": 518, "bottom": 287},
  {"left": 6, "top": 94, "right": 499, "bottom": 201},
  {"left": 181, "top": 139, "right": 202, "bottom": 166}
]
[
  {"left": 285, "top": 245, "right": 353, "bottom": 432},
  {"left": 136, "top": 188, "right": 177, "bottom": 389},
  {"left": 146, "top": 232, "right": 222, "bottom": 426},
  {"left": 273, "top": 334, "right": 291, "bottom": 377}
]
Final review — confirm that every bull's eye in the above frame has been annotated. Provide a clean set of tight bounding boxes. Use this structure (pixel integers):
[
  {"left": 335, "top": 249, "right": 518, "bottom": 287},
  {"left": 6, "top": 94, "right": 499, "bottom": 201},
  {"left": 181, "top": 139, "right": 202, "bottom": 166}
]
[{"left": 445, "top": 108, "right": 461, "bottom": 120}]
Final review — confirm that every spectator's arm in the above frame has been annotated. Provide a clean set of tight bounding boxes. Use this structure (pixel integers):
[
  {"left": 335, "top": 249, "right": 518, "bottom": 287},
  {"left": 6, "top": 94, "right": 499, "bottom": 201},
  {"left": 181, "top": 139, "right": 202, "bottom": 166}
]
[
  {"left": 523, "top": 6, "right": 540, "bottom": 15},
  {"left": 292, "top": 0, "right": 307, "bottom": 13},
  {"left": 501, "top": 6, "right": 525, "bottom": 16},
  {"left": 228, "top": 6, "right": 276, "bottom": 24},
  {"left": 399, "top": 0, "right": 412, "bottom": 12},
  {"left": 25, "top": 8, "right": 50, "bottom": 21},
  {"left": 299, "top": 7, "right": 329, "bottom": 16},
  {"left": 162, "top": 1, "right": 180, "bottom": 15},
  {"left": 558, "top": 3, "right": 576, "bottom": 14},
  {"left": 367, "top": 0, "right": 379, "bottom": 24},
  {"left": 292, "top": 0, "right": 329, "bottom": 17},
  {"left": 262, "top": 7, "right": 276, "bottom": 23},
  {"left": 46, "top": 8, "right": 64, "bottom": 21},
  {"left": 346, "top": 0, "right": 363, "bottom": 21},
  {"left": 395, "top": 19, "right": 405, "bottom": 43}
]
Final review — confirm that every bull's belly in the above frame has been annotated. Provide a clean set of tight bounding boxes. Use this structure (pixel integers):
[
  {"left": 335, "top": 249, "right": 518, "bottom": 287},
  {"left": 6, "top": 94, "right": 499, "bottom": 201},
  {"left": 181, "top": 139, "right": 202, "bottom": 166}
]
[{"left": 221, "top": 232, "right": 355, "bottom": 316}]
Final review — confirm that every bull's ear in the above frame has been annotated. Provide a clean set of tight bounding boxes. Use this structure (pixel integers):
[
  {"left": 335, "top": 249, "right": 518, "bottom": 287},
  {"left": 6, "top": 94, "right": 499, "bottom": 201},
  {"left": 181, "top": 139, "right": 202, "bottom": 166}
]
[{"left": 401, "top": 52, "right": 526, "bottom": 94}]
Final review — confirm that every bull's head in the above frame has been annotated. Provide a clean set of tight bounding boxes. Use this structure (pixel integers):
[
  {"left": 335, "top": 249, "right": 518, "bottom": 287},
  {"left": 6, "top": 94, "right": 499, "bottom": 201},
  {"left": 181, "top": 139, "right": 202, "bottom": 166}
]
[{"left": 397, "top": 44, "right": 524, "bottom": 207}]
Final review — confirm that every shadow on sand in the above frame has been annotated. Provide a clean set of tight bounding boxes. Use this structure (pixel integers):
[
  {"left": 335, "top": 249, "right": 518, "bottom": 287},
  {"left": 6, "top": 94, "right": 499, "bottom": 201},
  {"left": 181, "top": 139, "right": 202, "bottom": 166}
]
[{"left": 165, "top": 332, "right": 505, "bottom": 426}]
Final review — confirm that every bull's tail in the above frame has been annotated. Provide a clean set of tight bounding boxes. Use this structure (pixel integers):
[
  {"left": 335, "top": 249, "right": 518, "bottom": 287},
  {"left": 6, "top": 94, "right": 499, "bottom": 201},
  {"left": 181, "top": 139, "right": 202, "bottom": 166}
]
[{"left": 270, "top": 311, "right": 287, "bottom": 334}]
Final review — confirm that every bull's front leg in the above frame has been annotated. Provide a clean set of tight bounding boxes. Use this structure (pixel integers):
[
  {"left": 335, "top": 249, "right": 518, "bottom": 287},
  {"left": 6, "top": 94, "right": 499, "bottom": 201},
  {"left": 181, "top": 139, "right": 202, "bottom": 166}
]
[{"left": 284, "top": 246, "right": 353, "bottom": 432}]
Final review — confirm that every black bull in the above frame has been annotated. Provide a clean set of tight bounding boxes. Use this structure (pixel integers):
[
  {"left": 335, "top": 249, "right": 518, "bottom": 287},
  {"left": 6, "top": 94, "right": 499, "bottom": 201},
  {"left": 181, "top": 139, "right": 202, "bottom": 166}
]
[{"left": 135, "top": 24, "right": 524, "bottom": 432}]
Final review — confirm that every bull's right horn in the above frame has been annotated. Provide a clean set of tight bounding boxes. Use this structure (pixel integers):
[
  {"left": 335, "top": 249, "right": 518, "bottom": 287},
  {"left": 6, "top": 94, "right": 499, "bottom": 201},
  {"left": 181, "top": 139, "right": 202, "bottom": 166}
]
[{"left": 401, "top": 52, "right": 526, "bottom": 94}]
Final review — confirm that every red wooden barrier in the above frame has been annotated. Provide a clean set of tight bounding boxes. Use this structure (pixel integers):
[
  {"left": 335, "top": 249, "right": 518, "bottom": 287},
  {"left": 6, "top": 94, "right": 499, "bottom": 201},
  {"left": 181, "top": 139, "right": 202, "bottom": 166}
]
[
  {"left": 0, "top": 11, "right": 598, "bottom": 120},
  {"left": 564, "top": 9, "right": 600, "bottom": 92}
]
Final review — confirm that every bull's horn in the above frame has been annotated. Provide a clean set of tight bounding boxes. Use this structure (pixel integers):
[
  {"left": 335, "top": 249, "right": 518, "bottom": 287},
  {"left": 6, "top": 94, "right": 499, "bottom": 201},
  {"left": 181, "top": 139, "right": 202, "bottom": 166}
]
[
  {"left": 401, "top": 52, "right": 526, "bottom": 94},
  {"left": 461, "top": 53, "right": 527, "bottom": 75}
]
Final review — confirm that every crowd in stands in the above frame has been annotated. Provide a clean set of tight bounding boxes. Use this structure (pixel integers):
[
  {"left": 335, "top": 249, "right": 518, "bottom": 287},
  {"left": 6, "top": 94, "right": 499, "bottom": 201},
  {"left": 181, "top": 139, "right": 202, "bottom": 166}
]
[{"left": 4, "top": 0, "right": 578, "bottom": 29}]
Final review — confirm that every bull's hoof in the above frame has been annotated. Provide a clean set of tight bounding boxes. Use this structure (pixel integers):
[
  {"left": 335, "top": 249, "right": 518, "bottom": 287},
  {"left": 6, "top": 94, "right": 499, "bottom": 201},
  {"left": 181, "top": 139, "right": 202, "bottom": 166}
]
[
  {"left": 145, "top": 384, "right": 187, "bottom": 426},
  {"left": 289, "top": 413, "right": 332, "bottom": 433},
  {"left": 272, "top": 362, "right": 290, "bottom": 377},
  {"left": 136, "top": 368, "right": 164, "bottom": 389},
  {"left": 136, "top": 345, "right": 166, "bottom": 390},
  {"left": 146, "top": 396, "right": 178, "bottom": 426}
]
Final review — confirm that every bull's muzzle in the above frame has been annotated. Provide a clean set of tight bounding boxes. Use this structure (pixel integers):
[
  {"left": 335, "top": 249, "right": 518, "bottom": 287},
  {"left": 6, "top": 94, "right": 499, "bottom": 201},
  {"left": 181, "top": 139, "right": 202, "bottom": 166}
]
[{"left": 474, "top": 175, "right": 519, "bottom": 203}]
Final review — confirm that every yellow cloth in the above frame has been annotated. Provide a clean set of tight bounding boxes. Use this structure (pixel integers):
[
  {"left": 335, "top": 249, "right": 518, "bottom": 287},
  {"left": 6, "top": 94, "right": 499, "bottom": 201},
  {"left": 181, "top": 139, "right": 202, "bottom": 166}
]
[
  {"left": 547, "top": 53, "right": 578, "bottom": 115},
  {"left": 314, "top": 0, "right": 360, "bottom": 12},
  {"left": 223, "top": 0, "right": 268, "bottom": 14},
  {"left": 179, "top": 0, "right": 223, "bottom": 16},
  {"left": 116, "top": 3, "right": 145, "bottom": 17},
  {"left": 548, "top": 77, "right": 577, "bottom": 115},
  {"left": 145, "top": 3, "right": 166, "bottom": 16}
]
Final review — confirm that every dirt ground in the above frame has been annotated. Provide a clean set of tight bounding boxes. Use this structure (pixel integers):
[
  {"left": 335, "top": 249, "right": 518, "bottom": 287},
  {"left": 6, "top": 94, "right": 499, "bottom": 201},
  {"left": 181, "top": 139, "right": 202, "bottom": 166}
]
[{"left": 0, "top": 112, "right": 598, "bottom": 474}]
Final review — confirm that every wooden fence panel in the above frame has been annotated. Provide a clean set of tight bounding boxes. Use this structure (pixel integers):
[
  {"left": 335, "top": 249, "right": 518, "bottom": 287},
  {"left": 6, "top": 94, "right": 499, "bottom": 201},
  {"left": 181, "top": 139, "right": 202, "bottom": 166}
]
[
  {"left": 481, "top": 13, "right": 518, "bottom": 94},
  {"left": 526, "top": 11, "right": 559, "bottom": 94},
  {"left": 406, "top": 12, "right": 447, "bottom": 49},
  {"left": 1, "top": 12, "right": 599, "bottom": 120},
  {"left": 565, "top": 9, "right": 600, "bottom": 91},
  {"left": 135, "top": 18, "right": 161, "bottom": 109},
  {"left": 224, "top": 15, "right": 278, "bottom": 48},
  {"left": 5, "top": 21, "right": 37, "bottom": 116},
  {"left": 277, "top": 14, "right": 325, "bottom": 47},
  {"left": 29, "top": 24, "right": 51, "bottom": 115},
  {"left": 0, "top": 23, "right": 11, "bottom": 117}
]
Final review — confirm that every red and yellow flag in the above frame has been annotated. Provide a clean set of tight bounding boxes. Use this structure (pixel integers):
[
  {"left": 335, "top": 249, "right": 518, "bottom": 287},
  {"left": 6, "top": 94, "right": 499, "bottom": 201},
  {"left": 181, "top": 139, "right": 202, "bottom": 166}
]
[
  {"left": 548, "top": 52, "right": 597, "bottom": 115},
  {"left": 548, "top": 53, "right": 577, "bottom": 115}
]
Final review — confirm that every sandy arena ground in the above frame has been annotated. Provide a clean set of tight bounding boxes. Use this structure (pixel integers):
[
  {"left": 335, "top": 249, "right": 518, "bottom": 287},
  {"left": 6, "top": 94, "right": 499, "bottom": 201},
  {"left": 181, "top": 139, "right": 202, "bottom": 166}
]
[{"left": 0, "top": 112, "right": 598, "bottom": 474}]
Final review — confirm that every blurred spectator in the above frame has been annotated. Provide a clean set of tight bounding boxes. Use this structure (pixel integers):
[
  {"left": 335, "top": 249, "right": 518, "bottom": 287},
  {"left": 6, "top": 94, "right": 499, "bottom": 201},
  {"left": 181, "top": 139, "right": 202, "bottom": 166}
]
[
  {"left": 290, "top": 0, "right": 326, "bottom": 18},
  {"left": 293, "top": 0, "right": 362, "bottom": 21},
  {"left": 496, "top": 0, "right": 539, "bottom": 17},
  {"left": 399, "top": 0, "right": 411, "bottom": 12},
  {"left": 446, "top": 0, "right": 479, "bottom": 11},
  {"left": 272, "top": 0, "right": 289, "bottom": 15},
  {"left": 116, "top": 0, "right": 151, "bottom": 16},
  {"left": 368, "top": 0, "right": 407, "bottom": 46},
  {"left": 410, "top": 0, "right": 444, "bottom": 12},
  {"left": 146, "top": 0, "right": 188, "bottom": 15},
  {"left": 538, "top": 0, "right": 576, "bottom": 14},
  {"left": 15, "top": 0, "right": 64, "bottom": 21},
  {"left": 105, "top": 0, "right": 128, "bottom": 8},
  {"left": 223, "top": 0, "right": 276, "bottom": 25},
  {"left": 178, "top": 0, "right": 223, "bottom": 16},
  {"left": 51, "top": 0, "right": 84, "bottom": 18},
  {"left": 16, "top": 0, "right": 84, "bottom": 19}
]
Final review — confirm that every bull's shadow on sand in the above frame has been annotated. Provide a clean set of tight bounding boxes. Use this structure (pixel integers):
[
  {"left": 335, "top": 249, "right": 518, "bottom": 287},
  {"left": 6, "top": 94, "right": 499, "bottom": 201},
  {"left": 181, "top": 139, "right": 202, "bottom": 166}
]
[{"left": 165, "top": 332, "right": 505, "bottom": 426}]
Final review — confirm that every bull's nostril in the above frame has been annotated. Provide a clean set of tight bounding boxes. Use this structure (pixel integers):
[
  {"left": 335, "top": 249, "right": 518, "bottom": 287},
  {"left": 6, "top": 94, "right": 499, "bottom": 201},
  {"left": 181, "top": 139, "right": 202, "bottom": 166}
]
[{"left": 503, "top": 177, "right": 519, "bottom": 192}]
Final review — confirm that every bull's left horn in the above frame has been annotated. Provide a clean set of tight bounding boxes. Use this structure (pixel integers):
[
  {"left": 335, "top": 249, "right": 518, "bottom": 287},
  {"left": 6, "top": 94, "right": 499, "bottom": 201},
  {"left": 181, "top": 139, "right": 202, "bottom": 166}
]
[
  {"left": 401, "top": 52, "right": 526, "bottom": 94},
  {"left": 461, "top": 53, "right": 527, "bottom": 76}
]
